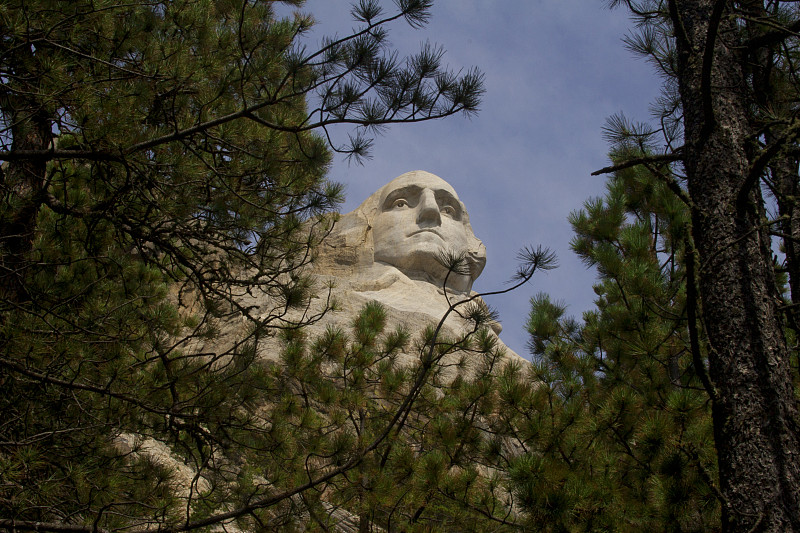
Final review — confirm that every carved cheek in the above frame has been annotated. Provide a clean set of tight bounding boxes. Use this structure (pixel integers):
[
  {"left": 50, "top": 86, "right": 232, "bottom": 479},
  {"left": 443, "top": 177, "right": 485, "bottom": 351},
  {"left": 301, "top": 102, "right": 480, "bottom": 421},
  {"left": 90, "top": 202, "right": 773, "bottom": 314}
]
[{"left": 443, "top": 222, "right": 469, "bottom": 248}]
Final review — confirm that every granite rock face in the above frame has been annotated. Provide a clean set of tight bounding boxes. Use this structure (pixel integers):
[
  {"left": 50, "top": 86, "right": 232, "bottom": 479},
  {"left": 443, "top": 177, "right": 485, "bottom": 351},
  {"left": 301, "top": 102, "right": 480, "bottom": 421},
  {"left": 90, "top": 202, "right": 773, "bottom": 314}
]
[
  {"left": 166, "top": 172, "right": 525, "bottom": 531},
  {"left": 278, "top": 170, "right": 524, "bottom": 365}
]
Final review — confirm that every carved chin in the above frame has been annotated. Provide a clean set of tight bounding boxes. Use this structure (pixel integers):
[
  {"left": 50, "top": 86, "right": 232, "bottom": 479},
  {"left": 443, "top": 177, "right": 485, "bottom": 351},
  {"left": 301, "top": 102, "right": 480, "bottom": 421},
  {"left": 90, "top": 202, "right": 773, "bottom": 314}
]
[{"left": 375, "top": 248, "right": 473, "bottom": 290}]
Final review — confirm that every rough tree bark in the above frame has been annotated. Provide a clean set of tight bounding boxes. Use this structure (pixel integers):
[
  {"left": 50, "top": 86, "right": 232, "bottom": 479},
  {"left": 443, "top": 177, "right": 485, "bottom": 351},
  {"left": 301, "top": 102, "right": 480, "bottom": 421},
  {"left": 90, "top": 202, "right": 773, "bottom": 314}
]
[{"left": 671, "top": 1, "right": 800, "bottom": 531}]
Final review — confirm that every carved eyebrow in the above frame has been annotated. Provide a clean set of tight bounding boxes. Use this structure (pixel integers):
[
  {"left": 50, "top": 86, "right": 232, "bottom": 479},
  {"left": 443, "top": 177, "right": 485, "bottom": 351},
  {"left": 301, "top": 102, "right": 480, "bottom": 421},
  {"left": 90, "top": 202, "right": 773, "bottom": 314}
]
[
  {"left": 381, "top": 185, "right": 422, "bottom": 210},
  {"left": 380, "top": 185, "right": 462, "bottom": 217},
  {"left": 434, "top": 190, "right": 462, "bottom": 218}
]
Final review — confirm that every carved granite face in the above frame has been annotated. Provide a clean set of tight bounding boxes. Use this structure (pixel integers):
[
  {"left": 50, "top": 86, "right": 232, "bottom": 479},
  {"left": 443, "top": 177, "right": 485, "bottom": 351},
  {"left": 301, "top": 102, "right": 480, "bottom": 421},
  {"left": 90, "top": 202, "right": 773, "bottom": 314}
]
[{"left": 372, "top": 171, "right": 477, "bottom": 287}]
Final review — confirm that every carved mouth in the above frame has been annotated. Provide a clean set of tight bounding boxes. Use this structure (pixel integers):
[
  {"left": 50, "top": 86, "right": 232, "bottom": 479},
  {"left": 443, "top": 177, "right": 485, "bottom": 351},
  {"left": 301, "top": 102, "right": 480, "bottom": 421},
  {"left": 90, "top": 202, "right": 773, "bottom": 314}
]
[{"left": 408, "top": 229, "right": 443, "bottom": 238}]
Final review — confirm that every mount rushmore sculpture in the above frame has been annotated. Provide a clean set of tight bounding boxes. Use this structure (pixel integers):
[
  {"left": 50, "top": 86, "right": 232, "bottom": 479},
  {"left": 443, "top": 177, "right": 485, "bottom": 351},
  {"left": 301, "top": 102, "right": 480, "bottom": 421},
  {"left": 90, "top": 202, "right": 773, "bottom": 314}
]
[
  {"left": 300, "top": 169, "right": 523, "bottom": 363},
  {"left": 126, "top": 171, "right": 526, "bottom": 532}
]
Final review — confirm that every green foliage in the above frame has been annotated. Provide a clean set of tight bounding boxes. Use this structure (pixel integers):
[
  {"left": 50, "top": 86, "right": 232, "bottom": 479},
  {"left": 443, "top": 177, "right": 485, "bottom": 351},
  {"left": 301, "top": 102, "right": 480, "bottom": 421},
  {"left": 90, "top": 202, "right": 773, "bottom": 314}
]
[
  {"left": 594, "top": 3, "right": 800, "bottom": 531},
  {"left": 246, "top": 302, "right": 521, "bottom": 532},
  {"left": 0, "top": 0, "right": 485, "bottom": 530},
  {"left": 509, "top": 161, "right": 720, "bottom": 531}
]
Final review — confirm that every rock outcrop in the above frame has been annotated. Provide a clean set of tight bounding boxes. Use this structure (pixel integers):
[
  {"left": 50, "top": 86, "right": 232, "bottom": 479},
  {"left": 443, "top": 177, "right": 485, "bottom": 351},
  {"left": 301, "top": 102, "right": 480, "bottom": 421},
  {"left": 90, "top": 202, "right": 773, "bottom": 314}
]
[
  {"left": 253, "top": 170, "right": 525, "bottom": 366},
  {"left": 157, "top": 171, "right": 525, "bottom": 531}
]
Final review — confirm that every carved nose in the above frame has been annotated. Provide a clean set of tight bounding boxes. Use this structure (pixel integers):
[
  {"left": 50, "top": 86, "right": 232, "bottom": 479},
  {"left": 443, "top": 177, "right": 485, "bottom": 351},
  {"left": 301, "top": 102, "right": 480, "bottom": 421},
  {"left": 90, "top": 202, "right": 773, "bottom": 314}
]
[{"left": 416, "top": 189, "right": 441, "bottom": 225}]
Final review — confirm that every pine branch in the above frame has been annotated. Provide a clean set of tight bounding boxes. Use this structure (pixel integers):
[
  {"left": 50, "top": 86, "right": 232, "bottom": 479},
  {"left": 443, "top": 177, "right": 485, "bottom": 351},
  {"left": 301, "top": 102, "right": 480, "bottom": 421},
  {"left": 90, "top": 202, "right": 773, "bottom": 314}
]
[
  {"left": 739, "top": 115, "right": 800, "bottom": 212},
  {"left": 591, "top": 150, "right": 682, "bottom": 176},
  {"left": 699, "top": 0, "right": 727, "bottom": 139},
  {"left": 685, "top": 236, "right": 717, "bottom": 403},
  {"left": 0, "top": 521, "right": 110, "bottom": 533},
  {"left": 0, "top": 356, "right": 176, "bottom": 417},
  {"left": 744, "top": 16, "right": 800, "bottom": 49}
]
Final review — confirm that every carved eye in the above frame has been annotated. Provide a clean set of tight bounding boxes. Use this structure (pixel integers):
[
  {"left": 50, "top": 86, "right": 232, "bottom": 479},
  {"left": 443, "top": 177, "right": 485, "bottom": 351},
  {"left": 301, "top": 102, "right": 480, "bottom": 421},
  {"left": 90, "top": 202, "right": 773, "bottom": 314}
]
[
  {"left": 392, "top": 198, "right": 409, "bottom": 209},
  {"left": 441, "top": 205, "right": 457, "bottom": 218}
]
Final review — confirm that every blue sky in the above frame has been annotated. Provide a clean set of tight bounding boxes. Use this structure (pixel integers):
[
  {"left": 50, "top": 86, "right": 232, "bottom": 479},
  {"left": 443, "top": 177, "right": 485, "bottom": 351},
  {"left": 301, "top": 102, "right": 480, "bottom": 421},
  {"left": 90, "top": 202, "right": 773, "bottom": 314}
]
[{"left": 287, "top": 1, "right": 661, "bottom": 356}]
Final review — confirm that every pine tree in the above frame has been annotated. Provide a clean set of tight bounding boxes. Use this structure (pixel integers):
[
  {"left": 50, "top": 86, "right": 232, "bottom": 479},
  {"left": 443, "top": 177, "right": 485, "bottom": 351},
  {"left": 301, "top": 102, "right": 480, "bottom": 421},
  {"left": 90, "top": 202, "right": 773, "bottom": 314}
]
[
  {"left": 273, "top": 303, "right": 514, "bottom": 531},
  {"left": 500, "top": 160, "right": 718, "bottom": 531},
  {"left": 207, "top": 245, "right": 555, "bottom": 532},
  {"left": 590, "top": 2, "right": 800, "bottom": 530},
  {"left": 0, "top": 1, "right": 486, "bottom": 530}
]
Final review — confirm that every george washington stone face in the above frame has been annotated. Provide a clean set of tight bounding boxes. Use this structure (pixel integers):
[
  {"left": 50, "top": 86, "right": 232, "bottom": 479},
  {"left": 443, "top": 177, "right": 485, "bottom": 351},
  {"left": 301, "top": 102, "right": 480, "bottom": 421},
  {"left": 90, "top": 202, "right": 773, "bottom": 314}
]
[
  {"left": 313, "top": 171, "right": 486, "bottom": 293},
  {"left": 369, "top": 171, "right": 485, "bottom": 292}
]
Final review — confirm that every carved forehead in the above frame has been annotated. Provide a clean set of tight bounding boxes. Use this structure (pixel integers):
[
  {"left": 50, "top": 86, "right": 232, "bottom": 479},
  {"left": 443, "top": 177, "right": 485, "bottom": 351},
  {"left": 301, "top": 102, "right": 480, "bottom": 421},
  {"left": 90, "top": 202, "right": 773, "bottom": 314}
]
[{"left": 377, "top": 171, "right": 460, "bottom": 206}]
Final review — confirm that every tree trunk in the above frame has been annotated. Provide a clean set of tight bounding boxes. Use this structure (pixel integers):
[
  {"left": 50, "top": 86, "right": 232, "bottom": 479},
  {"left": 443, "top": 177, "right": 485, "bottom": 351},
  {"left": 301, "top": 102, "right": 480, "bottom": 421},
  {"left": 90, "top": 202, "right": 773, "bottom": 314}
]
[
  {"left": 773, "top": 156, "right": 800, "bottom": 320},
  {"left": 741, "top": 0, "right": 800, "bottom": 337},
  {"left": 672, "top": 1, "right": 800, "bottom": 531},
  {"left": 0, "top": 42, "right": 52, "bottom": 302}
]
